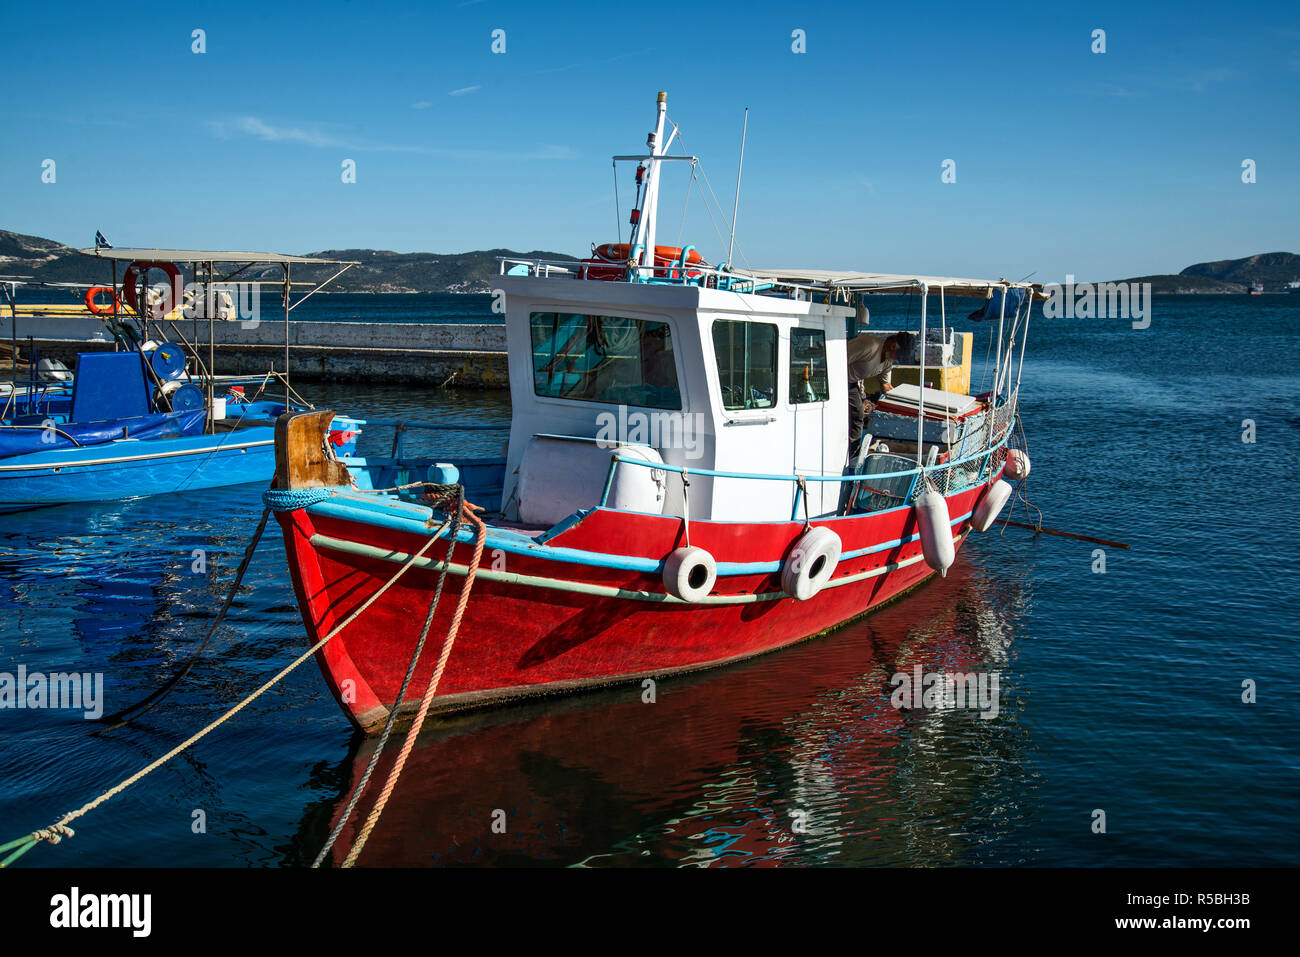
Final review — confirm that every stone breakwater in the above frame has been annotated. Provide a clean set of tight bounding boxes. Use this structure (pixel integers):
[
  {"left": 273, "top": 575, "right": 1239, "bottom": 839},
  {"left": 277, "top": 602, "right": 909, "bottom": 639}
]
[{"left": 0, "top": 316, "right": 509, "bottom": 388}]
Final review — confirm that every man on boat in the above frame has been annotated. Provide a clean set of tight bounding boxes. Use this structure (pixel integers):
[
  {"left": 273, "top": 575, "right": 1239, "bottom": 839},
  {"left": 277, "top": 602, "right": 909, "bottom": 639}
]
[{"left": 846, "top": 331, "right": 913, "bottom": 459}]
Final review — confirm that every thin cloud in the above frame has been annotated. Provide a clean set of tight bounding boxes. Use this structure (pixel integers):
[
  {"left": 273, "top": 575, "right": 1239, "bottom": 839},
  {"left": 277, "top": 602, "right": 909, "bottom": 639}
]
[
  {"left": 521, "top": 47, "right": 654, "bottom": 78},
  {"left": 1168, "top": 67, "right": 1234, "bottom": 92},
  {"left": 411, "top": 101, "right": 433, "bottom": 110},
  {"left": 206, "top": 116, "right": 341, "bottom": 147},
  {"left": 205, "top": 114, "right": 576, "bottom": 161},
  {"left": 448, "top": 85, "right": 482, "bottom": 96}
]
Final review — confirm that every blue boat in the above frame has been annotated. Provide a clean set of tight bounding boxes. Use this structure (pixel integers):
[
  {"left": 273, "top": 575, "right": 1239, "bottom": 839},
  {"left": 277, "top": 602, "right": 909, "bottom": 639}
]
[{"left": 0, "top": 247, "right": 362, "bottom": 512}]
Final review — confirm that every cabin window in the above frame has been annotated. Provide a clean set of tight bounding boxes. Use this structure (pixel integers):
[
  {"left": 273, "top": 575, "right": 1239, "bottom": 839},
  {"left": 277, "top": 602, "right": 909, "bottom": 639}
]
[
  {"left": 789, "top": 327, "right": 829, "bottom": 404},
  {"left": 530, "top": 312, "right": 681, "bottom": 409},
  {"left": 712, "top": 320, "right": 778, "bottom": 410}
]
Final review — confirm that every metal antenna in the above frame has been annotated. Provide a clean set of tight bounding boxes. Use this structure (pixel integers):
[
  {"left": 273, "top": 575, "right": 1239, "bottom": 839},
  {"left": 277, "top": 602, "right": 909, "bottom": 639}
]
[{"left": 727, "top": 107, "right": 749, "bottom": 267}]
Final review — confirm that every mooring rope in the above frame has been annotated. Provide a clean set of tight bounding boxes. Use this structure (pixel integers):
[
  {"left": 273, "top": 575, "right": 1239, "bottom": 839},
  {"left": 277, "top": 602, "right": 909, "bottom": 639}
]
[
  {"left": 312, "top": 489, "right": 464, "bottom": 868},
  {"left": 340, "top": 499, "right": 487, "bottom": 867},
  {"left": 0, "top": 507, "right": 455, "bottom": 868},
  {"left": 96, "top": 508, "right": 272, "bottom": 732}
]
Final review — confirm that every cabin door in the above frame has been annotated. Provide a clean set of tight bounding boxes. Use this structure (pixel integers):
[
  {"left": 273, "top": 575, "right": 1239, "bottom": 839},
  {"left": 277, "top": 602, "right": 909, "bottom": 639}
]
[{"left": 789, "top": 326, "right": 836, "bottom": 518}]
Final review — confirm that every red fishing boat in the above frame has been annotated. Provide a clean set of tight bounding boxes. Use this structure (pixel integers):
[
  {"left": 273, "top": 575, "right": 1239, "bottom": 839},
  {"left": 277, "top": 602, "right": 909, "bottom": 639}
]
[{"left": 267, "top": 92, "right": 1039, "bottom": 733}]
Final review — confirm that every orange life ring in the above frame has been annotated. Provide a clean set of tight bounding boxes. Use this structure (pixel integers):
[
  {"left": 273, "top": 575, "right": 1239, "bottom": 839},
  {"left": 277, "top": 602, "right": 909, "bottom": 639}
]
[
  {"left": 122, "top": 261, "right": 183, "bottom": 318},
  {"left": 84, "top": 286, "right": 122, "bottom": 315}
]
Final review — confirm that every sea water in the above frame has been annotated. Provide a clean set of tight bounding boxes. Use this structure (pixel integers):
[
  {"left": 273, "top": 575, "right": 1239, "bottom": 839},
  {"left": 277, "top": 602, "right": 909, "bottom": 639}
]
[{"left": 0, "top": 294, "right": 1295, "bottom": 866}]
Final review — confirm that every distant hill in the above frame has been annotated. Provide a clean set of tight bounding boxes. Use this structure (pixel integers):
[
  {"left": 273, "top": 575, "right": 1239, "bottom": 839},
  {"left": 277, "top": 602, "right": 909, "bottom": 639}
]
[
  {"left": 1180, "top": 251, "right": 1300, "bottom": 290},
  {"left": 6, "top": 228, "right": 1297, "bottom": 296},
  {"left": 0, "top": 229, "right": 578, "bottom": 294},
  {"left": 1107, "top": 274, "right": 1249, "bottom": 294},
  {"left": 1108, "top": 251, "right": 1300, "bottom": 293},
  {"left": 241, "top": 247, "right": 579, "bottom": 293}
]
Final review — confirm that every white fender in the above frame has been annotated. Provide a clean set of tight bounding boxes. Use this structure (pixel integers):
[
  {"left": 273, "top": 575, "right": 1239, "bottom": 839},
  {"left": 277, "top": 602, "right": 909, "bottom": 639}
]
[
  {"left": 970, "top": 479, "right": 1013, "bottom": 532},
  {"left": 915, "top": 488, "right": 955, "bottom": 576},
  {"left": 1004, "top": 448, "right": 1031, "bottom": 481},
  {"left": 662, "top": 546, "right": 717, "bottom": 603},
  {"left": 781, "top": 526, "right": 842, "bottom": 600}
]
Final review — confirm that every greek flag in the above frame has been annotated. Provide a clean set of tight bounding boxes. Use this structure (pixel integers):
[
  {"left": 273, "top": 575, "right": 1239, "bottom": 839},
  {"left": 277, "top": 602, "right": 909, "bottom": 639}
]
[{"left": 94, "top": 230, "right": 111, "bottom": 249}]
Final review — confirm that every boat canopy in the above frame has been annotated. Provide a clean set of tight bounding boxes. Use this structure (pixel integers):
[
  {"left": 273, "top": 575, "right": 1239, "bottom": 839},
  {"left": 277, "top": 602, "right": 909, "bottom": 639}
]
[
  {"left": 76, "top": 248, "right": 357, "bottom": 265},
  {"left": 730, "top": 267, "right": 1043, "bottom": 298}
]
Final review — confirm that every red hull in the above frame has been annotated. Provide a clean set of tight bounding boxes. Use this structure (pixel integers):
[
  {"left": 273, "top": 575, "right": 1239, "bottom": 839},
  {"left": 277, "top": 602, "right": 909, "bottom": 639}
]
[{"left": 274, "top": 479, "right": 994, "bottom": 732}]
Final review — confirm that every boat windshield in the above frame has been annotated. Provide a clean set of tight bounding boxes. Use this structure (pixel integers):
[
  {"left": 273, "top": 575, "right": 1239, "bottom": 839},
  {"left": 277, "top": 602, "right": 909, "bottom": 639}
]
[{"left": 530, "top": 311, "right": 681, "bottom": 409}]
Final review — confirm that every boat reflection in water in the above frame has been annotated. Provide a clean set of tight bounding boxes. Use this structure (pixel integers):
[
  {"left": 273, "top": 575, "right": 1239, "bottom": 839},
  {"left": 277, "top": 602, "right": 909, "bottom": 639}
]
[{"left": 296, "top": 552, "right": 1036, "bottom": 867}]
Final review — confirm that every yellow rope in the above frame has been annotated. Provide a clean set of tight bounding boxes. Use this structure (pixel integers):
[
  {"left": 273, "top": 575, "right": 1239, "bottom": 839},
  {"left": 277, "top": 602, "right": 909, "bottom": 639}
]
[
  {"left": 4, "top": 517, "right": 451, "bottom": 867},
  {"left": 340, "top": 502, "right": 487, "bottom": 867}
]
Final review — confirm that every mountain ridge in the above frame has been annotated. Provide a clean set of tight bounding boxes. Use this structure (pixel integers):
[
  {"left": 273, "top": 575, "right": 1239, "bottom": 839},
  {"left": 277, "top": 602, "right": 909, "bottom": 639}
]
[
  {"left": 0, "top": 229, "right": 579, "bottom": 294},
  {"left": 3, "top": 229, "right": 1297, "bottom": 294}
]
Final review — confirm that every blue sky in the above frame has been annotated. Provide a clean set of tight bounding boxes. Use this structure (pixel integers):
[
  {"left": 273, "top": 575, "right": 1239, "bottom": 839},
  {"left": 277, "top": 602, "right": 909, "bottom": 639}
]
[{"left": 1, "top": 0, "right": 1296, "bottom": 281}]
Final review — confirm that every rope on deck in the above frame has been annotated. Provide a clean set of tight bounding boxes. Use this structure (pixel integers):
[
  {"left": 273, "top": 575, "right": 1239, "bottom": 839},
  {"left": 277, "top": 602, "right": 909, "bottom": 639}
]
[
  {"left": 0, "top": 508, "right": 455, "bottom": 868},
  {"left": 338, "top": 497, "right": 488, "bottom": 868}
]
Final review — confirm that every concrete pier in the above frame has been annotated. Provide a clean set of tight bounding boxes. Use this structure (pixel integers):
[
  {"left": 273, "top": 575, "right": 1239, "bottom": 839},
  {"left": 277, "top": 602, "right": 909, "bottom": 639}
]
[{"left": 0, "top": 315, "right": 509, "bottom": 388}]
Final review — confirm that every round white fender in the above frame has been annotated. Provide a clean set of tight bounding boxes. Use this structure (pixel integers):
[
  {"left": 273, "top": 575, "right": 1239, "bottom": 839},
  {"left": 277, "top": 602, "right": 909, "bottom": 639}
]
[
  {"left": 915, "top": 488, "right": 955, "bottom": 576},
  {"left": 781, "top": 526, "right": 842, "bottom": 600},
  {"left": 662, "top": 546, "right": 717, "bottom": 603},
  {"left": 1004, "top": 448, "right": 1031, "bottom": 481},
  {"left": 970, "top": 479, "right": 1014, "bottom": 533}
]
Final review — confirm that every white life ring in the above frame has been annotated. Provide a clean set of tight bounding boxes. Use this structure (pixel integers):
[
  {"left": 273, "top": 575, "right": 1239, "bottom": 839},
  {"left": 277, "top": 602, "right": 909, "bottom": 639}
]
[
  {"left": 780, "top": 526, "right": 841, "bottom": 600},
  {"left": 970, "top": 479, "right": 1013, "bottom": 532},
  {"left": 915, "top": 488, "right": 955, "bottom": 575},
  {"left": 1004, "top": 448, "right": 1031, "bottom": 481},
  {"left": 662, "top": 546, "right": 716, "bottom": 602}
]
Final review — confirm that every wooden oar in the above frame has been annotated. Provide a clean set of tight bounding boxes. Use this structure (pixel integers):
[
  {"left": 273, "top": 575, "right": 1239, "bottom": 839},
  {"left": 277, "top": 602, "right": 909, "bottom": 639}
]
[{"left": 999, "top": 519, "right": 1131, "bottom": 550}]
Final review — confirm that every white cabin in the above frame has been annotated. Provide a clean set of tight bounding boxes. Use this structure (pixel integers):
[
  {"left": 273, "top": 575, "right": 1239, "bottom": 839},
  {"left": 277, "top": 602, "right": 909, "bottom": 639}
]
[{"left": 499, "top": 274, "right": 853, "bottom": 526}]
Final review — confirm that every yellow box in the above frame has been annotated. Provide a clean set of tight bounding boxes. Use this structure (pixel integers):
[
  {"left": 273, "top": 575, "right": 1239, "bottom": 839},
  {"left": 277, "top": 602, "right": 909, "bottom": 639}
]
[{"left": 888, "top": 332, "right": 973, "bottom": 395}]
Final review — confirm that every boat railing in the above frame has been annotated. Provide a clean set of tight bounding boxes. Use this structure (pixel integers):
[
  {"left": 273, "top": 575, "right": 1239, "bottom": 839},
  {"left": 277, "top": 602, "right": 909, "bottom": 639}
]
[
  {"left": 349, "top": 418, "right": 510, "bottom": 460},
  {"left": 498, "top": 256, "right": 774, "bottom": 294},
  {"left": 599, "top": 430, "right": 1011, "bottom": 521}
]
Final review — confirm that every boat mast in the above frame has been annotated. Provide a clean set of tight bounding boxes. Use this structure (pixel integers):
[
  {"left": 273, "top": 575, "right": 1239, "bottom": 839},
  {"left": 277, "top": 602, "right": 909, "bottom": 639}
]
[{"left": 634, "top": 91, "right": 669, "bottom": 279}]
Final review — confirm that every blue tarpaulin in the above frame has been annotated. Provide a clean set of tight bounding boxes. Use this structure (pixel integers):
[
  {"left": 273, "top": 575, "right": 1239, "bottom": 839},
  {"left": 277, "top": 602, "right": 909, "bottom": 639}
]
[
  {"left": 967, "top": 287, "right": 1028, "bottom": 322},
  {"left": 0, "top": 409, "right": 207, "bottom": 459}
]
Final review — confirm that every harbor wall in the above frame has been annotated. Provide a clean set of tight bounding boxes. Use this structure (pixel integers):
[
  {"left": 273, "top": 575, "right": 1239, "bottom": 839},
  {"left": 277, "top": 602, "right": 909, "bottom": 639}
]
[{"left": 0, "top": 316, "right": 509, "bottom": 388}]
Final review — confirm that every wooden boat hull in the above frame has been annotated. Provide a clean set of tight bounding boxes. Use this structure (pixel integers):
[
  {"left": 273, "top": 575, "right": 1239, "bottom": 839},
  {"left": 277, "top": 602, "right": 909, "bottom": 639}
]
[{"left": 272, "top": 479, "right": 994, "bottom": 733}]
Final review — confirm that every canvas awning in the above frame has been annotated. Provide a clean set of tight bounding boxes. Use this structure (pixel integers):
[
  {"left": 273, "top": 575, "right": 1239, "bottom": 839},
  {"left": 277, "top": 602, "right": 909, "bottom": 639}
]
[
  {"left": 77, "top": 248, "right": 358, "bottom": 265},
  {"left": 734, "top": 267, "right": 1044, "bottom": 298}
]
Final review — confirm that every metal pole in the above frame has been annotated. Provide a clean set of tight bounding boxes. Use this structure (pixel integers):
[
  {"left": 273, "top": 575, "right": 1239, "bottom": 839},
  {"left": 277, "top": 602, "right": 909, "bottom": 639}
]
[
  {"left": 111, "top": 261, "right": 119, "bottom": 352},
  {"left": 4, "top": 283, "right": 17, "bottom": 401},
  {"left": 727, "top": 107, "right": 749, "bottom": 268},
  {"left": 283, "top": 263, "right": 291, "bottom": 409},
  {"left": 1014, "top": 291, "right": 1032, "bottom": 398},
  {"left": 917, "top": 283, "right": 928, "bottom": 468},
  {"left": 208, "top": 261, "right": 215, "bottom": 433}
]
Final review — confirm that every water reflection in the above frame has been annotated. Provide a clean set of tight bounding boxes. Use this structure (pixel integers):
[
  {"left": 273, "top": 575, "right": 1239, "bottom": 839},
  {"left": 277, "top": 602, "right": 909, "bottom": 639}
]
[{"left": 295, "top": 552, "right": 1037, "bottom": 867}]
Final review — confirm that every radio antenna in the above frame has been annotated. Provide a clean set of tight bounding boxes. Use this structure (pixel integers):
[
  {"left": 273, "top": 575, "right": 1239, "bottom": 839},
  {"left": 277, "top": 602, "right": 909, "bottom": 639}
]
[{"left": 727, "top": 107, "right": 749, "bottom": 268}]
